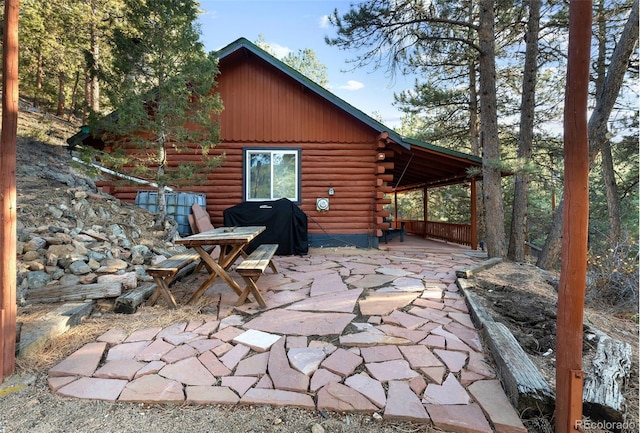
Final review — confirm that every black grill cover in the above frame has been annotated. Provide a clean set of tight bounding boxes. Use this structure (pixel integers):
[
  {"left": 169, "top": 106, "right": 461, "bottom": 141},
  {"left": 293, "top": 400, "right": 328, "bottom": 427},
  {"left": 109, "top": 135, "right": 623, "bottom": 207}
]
[{"left": 223, "top": 198, "right": 308, "bottom": 256}]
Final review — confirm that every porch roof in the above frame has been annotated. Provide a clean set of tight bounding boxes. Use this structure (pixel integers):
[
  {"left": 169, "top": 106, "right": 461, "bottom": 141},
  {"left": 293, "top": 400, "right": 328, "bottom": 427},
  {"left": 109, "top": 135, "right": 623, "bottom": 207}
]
[{"left": 388, "top": 138, "right": 482, "bottom": 190}]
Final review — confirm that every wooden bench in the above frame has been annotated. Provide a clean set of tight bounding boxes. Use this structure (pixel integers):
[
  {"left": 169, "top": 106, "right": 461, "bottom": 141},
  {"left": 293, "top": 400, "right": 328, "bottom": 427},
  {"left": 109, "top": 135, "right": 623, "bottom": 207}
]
[
  {"left": 381, "top": 221, "right": 406, "bottom": 244},
  {"left": 146, "top": 246, "right": 213, "bottom": 308},
  {"left": 235, "top": 244, "right": 278, "bottom": 308}
]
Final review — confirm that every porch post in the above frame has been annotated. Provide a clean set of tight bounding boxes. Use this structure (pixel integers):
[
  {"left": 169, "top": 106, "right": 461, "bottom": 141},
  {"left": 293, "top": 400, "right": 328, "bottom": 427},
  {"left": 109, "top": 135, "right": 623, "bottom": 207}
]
[
  {"left": 470, "top": 180, "right": 478, "bottom": 250},
  {"left": 423, "top": 186, "right": 428, "bottom": 238},
  {"left": 394, "top": 191, "right": 398, "bottom": 229}
]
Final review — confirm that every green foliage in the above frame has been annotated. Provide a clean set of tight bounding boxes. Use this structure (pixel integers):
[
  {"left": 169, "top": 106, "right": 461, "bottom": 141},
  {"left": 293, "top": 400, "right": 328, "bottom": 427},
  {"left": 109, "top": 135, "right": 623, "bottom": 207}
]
[
  {"left": 255, "top": 35, "right": 329, "bottom": 87},
  {"left": 92, "top": 0, "right": 224, "bottom": 193},
  {"left": 390, "top": 185, "right": 471, "bottom": 223},
  {"left": 586, "top": 236, "right": 639, "bottom": 312}
]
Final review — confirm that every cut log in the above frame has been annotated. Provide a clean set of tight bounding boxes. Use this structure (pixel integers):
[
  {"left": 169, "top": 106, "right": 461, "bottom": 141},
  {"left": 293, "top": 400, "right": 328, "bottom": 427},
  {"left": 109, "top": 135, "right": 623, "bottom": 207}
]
[
  {"left": 483, "top": 321, "right": 555, "bottom": 416},
  {"left": 583, "top": 326, "right": 632, "bottom": 422},
  {"left": 18, "top": 302, "right": 95, "bottom": 358},
  {"left": 457, "top": 280, "right": 494, "bottom": 327},
  {"left": 113, "top": 283, "right": 157, "bottom": 314},
  {"left": 456, "top": 257, "right": 503, "bottom": 278},
  {"left": 26, "top": 282, "right": 122, "bottom": 303}
]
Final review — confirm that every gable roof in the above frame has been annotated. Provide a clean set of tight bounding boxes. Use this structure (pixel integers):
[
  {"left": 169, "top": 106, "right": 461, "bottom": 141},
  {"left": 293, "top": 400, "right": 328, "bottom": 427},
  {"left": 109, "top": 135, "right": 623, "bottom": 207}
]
[{"left": 215, "top": 37, "right": 409, "bottom": 150}]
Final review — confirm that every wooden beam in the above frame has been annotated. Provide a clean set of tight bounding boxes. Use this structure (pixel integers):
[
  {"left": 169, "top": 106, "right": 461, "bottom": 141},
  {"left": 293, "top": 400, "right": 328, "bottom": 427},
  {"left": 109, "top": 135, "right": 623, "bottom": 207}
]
[
  {"left": 556, "top": 1, "right": 592, "bottom": 432},
  {"left": 0, "top": 0, "right": 18, "bottom": 383},
  {"left": 470, "top": 180, "right": 478, "bottom": 250}
]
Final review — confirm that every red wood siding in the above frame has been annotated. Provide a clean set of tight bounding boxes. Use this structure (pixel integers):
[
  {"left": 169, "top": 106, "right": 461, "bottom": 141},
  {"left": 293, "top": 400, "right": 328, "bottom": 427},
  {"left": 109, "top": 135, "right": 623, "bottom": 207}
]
[{"left": 218, "top": 52, "right": 375, "bottom": 144}]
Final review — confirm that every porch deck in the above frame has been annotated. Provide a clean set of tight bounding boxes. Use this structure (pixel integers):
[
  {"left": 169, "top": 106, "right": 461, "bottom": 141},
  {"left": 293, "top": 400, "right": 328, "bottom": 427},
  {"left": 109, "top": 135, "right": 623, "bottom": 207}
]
[{"left": 378, "top": 232, "right": 483, "bottom": 255}]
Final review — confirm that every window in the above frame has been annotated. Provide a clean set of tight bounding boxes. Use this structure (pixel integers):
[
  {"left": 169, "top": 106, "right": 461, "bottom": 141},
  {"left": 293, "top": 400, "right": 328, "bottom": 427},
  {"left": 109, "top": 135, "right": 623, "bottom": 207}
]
[{"left": 244, "top": 149, "right": 300, "bottom": 202}]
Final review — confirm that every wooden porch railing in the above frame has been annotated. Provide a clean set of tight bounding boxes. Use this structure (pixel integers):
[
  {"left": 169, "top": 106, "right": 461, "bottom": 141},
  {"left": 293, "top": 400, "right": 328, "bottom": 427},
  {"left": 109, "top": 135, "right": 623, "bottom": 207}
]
[{"left": 396, "top": 219, "right": 473, "bottom": 247}]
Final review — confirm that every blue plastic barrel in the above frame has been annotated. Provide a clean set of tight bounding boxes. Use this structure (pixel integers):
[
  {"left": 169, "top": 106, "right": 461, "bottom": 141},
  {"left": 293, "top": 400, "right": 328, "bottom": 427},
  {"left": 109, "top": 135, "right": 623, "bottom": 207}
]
[{"left": 135, "top": 191, "right": 206, "bottom": 236}]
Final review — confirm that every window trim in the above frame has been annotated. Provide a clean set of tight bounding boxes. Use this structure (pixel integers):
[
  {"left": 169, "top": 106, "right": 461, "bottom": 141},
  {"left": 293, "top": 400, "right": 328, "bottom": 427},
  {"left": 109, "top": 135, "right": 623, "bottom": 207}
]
[{"left": 243, "top": 147, "right": 301, "bottom": 204}]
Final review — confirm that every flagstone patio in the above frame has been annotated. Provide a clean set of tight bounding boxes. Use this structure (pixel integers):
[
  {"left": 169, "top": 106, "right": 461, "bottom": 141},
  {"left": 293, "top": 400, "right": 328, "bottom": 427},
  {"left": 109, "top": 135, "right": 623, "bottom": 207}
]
[{"left": 47, "top": 236, "right": 527, "bottom": 433}]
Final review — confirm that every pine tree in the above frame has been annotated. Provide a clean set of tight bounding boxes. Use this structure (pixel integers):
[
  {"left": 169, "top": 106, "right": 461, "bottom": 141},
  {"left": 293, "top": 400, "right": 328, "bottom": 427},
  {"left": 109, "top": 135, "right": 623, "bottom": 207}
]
[{"left": 91, "top": 0, "right": 224, "bottom": 233}]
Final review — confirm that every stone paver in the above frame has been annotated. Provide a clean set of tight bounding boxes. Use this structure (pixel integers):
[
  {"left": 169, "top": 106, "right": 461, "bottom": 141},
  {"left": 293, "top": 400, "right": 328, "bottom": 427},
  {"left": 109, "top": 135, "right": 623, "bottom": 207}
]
[
  {"left": 358, "top": 292, "right": 419, "bottom": 315},
  {"left": 310, "top": 368, "right": 342, "bottom": 392},
  {"left": 317, "top": 382, "right": 378, "bottom": 412},
  {"left": 468, "top": 380, "right": 528, "bottom": 433},
  {"left": 344, "top": 373, "right": 386, "bottom": 408},
  {"left": 423, "top": 373, "right": 471, "bottom": 405},
  {"left": 320, "top": 348, "right": 362, "bottom": 377},
  {"left": 232, "top": 329, "right": 281, "bottom": 352},
  {"left": 221, "top": 375, "right": 257, "bottom": 396},
  {"left": 93, "top": 359, "right": 146, "bottom": 380},
  {"left": 288, "top": 347, "right": 327, "bottom": 376},
  {"left": 243, "top": 309, "right": 355, "bottom": 336},
  {"left": 287, "top": 288, "right": 362, "bottom": 313},
  {"left": 57, "top": 377, "right": 127, "bottom": 401},
  {"left": 234, "top": 352, "right": 269, "bottom": 376},
  {"left": 426, "top": 403, "right": 493, "bottom": 433},
  {"left": 135, "top": 338, "right": 175, "bottom": 362},
  {"left": 119, "top": 374, "right": 184, "bottom": 402},
  {"left": 365, "top": 359, "right": 419, "bottom": 382},
  {"left": 383, "top": 380, "right": 429, "bottom": 422},
  {"left": 268, "top": 338, "right": 309, "bottom": 392},
  {"left": 49, "top": 342, "right": 107, "bottom": 377},
  {"left": 360, "top": 345, "right": 403, "bottom": 363},
  {"left": 159, "top": 357, "right": 216, "bottom": 386},
  {"left": 186, "top": 385, "right": 240, "bottom": 405},
  {"left": 46, "top": 247, "right": 529, "bottom": 431},
  {"left": 339, "top": 332, "right": 412, "bottom": 347},
  {"left": 240, "top": 388, "right": 315, "bottom": 409}
]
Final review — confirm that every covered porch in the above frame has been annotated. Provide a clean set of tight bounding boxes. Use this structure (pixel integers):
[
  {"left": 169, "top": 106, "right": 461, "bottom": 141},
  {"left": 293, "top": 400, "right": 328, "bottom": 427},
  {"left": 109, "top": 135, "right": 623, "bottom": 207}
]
[{"left": 381, "top": 136, "right": 482, "bottom": 250}]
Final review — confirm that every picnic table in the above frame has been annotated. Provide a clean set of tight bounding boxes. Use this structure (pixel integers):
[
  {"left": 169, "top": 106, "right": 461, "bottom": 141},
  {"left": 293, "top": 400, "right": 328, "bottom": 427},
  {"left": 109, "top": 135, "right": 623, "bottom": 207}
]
[{"left": 175, "top": 226, "right": 274, "bottom": 305}]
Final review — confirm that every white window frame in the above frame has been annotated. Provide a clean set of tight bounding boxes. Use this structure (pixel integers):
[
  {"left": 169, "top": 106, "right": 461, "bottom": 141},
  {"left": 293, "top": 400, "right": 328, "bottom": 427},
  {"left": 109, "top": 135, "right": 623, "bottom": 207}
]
[{"left": 244, "top": 148, "right": 300, "bottom": 203}]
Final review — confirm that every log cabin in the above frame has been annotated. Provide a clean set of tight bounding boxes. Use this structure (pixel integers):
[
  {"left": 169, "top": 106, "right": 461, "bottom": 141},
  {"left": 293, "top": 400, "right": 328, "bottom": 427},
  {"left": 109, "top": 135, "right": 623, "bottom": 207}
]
[{"left": 68, "top": 37, "right": 482, "bottom": 251}]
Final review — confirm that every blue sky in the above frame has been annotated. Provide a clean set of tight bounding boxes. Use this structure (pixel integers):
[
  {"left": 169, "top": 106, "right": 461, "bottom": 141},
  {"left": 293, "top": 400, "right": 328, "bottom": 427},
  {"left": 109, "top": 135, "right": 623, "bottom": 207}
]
[{"left": 197, "top": 0, "right": 414, "bottom": 128}]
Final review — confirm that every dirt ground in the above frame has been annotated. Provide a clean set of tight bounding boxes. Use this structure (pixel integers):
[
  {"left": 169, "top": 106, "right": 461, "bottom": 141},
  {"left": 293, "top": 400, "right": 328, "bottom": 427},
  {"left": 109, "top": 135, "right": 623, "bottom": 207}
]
[{"left": 468, "top": 261, "right": 639, "bottom": 431}]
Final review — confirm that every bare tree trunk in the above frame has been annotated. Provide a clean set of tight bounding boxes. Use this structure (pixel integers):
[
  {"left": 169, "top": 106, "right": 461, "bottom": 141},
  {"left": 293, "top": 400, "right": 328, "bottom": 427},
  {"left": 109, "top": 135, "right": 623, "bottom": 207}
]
[
  {"left": 84, "top": 70, "right": 91, "bottom": 123},
  {"left": 601, "top": 140, "right": 622, "bottom": 244},
  {"left": 478, "top": 0, "right": 505, "bottom": 258},
  {"left": 34, "top": 49, "right": 44, "bottom": 109},
  {"left": 537, "top": 0, "right": 639, "bottom": 270},
  {"left": 69, "top": 69, "right": 80, "bottom": 121},
  {"left": 469, "top": 60, "right": 479, "bottom": 156},
  {"left": 56, "top": 71, "right": 66, "bottom": 116},
  {"left": 89, "top": 22, "right": 100, "bottom": 113},
  {"left": 594, "top": 0, "right": 622, "bottom": 245},
  {"left": 508, "top": 0, "right": 540, "bottom": 262}
]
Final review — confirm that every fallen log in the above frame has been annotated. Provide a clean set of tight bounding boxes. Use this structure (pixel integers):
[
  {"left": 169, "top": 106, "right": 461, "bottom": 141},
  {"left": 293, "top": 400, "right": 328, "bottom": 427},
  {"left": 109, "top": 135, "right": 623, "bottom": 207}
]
[
  {"left": 455, "top": 257, "right": 502, "bottom": 279},
  {"left": 583, "top": 326, "right": 632, "bottom": 422},
  {"left": 114, "top": 283, "right": 156, "bottom": 314},
  {"left": 26, "top": 282, "right": 122, "bottom": 303},
  {"left": 483, "top": 321, "right": 555, "bottom": 416},
  {"left": 18, "top": 302, "right": 94, "bottom": 358}
]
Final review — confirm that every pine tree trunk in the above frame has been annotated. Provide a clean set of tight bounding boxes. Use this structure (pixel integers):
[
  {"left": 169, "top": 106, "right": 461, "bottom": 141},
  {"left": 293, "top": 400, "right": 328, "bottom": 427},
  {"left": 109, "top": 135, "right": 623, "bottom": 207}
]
[
  {"left": 56, "top": 71, "right": 66, "bottom": 116},
  {"left": 601, "top": 141, "right": 622, "bottom": 244},
  {"left": 537, "top": 0, "right": 638, "bottom": 270},
  {"left": 508, "top": 0, "right": 540, "bottom": 262},
  {"left": 34, "top": 50, "right": 43, "bottom": 109},
  {"left": 478, "top": 0, "right": 505, "bottom": 258},
  {"left": 89, "top": 23, "right": 100, "bottom": 113}
]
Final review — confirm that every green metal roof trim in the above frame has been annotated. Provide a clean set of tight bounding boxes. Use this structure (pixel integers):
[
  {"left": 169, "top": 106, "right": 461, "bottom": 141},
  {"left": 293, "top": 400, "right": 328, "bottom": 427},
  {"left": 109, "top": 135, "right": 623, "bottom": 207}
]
[
  {"left": 401, "top": 136, "right": 482, "bottom": 164},
  {"left": 215, "top": 37, "right": 409, "bottom": 150}
]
